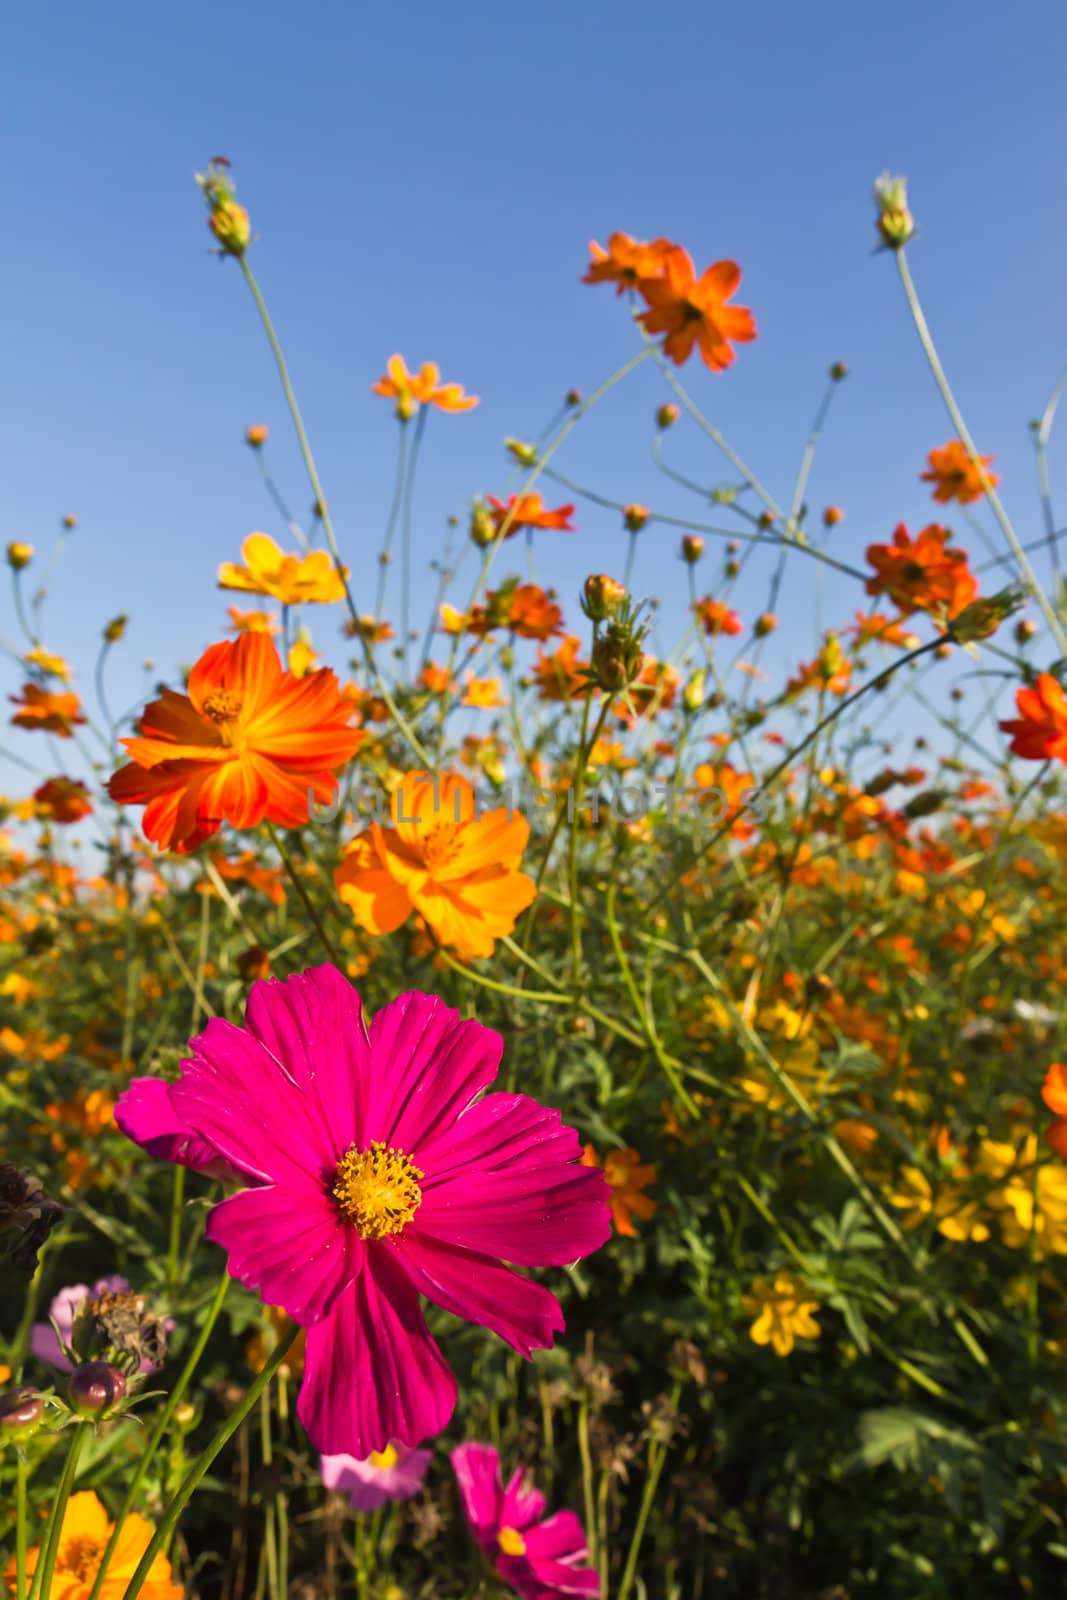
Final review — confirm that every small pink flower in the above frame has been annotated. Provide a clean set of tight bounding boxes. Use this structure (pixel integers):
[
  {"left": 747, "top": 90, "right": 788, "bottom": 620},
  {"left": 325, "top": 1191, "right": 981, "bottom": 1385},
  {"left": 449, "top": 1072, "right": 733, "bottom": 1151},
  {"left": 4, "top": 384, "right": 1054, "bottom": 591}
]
[
  {"left": 452, "top": 1441, "right": 599, "bottom": 1599},
  {"left": 320, "top": 1441, "right": 431, "bottom": 1511},
  {"left": 115, "top": 964, "right": 610, "bottom": 1457}
]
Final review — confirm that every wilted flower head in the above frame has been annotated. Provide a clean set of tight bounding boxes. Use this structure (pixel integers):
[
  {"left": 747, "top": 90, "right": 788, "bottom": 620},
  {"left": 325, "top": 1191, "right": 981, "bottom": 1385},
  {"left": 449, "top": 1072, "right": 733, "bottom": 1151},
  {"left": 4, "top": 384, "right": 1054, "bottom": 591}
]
[
  {"left": 70, "top": 1285, "right": 169, "bottom": 1374},
  {"left": 0, "top": 1164, "right": 62, "bottom": 1274}
]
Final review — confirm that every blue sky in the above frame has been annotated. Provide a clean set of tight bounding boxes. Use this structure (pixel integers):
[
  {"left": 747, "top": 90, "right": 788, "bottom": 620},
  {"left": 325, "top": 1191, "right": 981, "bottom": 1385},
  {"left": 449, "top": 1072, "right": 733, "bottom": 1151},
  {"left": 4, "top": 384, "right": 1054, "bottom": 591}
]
[{"left": 3, "top": 0, "right": 1067, "bottom": 799}]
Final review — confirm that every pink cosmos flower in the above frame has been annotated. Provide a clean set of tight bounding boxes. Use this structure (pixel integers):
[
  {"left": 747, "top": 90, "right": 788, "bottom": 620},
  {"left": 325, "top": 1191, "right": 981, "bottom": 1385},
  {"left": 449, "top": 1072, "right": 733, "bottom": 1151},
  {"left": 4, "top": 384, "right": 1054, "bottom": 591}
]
[
  {"left": 31, "top": 1275, "right": 129, "bottom": 1374},
  {"left": 452, "top": 1441, "right": 599, "bottom": 1599},
  {"left": 114, "top": 963, "right": 610, "bottom": 1457},
  {"left": 320, "top": 1441, "right": 431, "bottom": 1511}
]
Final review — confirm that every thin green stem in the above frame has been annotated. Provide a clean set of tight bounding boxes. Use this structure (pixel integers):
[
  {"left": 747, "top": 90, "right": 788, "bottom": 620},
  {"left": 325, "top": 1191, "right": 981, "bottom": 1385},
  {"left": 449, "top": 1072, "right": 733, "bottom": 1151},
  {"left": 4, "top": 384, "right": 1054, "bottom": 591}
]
[
  {"left": 15, "top": 1452, "right": 28, "bottom": 1600},
  {"left": 29, "top": 1424, "right": 88, "bottom": 1600},
  {"left": 265, "top": 821, "right": 343, "bottom": 966},
  {"left": 121, "top": 1323, "right": 300, "bottom": 1600}
]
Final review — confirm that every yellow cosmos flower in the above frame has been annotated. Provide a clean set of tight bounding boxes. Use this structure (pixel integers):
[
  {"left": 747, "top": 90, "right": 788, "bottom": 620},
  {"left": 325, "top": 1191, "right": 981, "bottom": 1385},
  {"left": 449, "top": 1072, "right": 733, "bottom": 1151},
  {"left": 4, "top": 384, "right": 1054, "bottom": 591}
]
[
  {"left": 743, "top": 1272, "right": 821, "bottom": 1356},
  {"left": 5, "top": 1490, "right": 181, "bottom": 1600},
  {"left": 218, "top": 533, "right": 348, "bottom": 606}
]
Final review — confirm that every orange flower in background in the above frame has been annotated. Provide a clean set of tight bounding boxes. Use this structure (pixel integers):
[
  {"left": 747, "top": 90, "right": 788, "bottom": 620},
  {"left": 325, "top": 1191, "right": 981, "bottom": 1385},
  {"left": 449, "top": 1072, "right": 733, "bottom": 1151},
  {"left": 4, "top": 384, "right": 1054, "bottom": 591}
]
[
  {"left": 107, "top": 633, "right": 364, "bottom": 853},
  {"left": 32, "top": 777, "right": 93, "bottom": 824},
  {"left": 227, "top": 605, "right": 281, "bottom": 634},
  {"left": 1, "top": 1026, "right": 70, "bottom": 1061},
  {"left": 9, "top": 684, "right": 86, "bottom": 737},
  {"left": 486, "top": 494, "right": 576, "bottom": 539},
  {"left": 335, "top": 771, "right": 536, "bottom": 959},
  {"left": 533, "top": 636, "right": 591, "bottom": 702},
  {"left": 583, "top": 232, "right": 675, "bottom": 294},
  {"left": 5, "top": 1490, "right": 181, "bottom": 1600},
  {"left": 581, "top": 1144, "right": 657, "bottom": 1236},
  {"left": 785, "top": 635, "right": 852, "bottom": 699},
  {"left": 499, "top": 583, "right": 563, "bottom": 640},
  {"left": 1042, "top": 1063, "right": 1067, "bottom": 1159},
  {"left": 209, "top": 850, "right": 286, "bottom": 905},
  {"left": 1000, "top": 673, "right": 1067, "bottom": 763},
  {"left": 462, "top": 676, "right": 506, "bottom": 709},
  {"left": 418, "top": 662, "right": 457, "bottom": 695},
  {"left": 849, "top": 612, "right": 920, "bottom": 650},
  {"left": 342, "top": 614, "right": 395, "bottom": 644},
  {"left": 692, "top": 761, "right": 759, "bottom": 839},
  {"left": 695, "top": 597, "right": 743, "bottom": 637},
  {"left": 865, "top": 523, "right": 978, "bottom": 619},
  {"left": 615, "top": 657, "right": 679, "bottom": 724},
  {"left": 218, "top": 533, "right": 348, "bottom": 606},
  {"left": 637, "top": 246, "right": 757, "bottom": 371},
  {"left": 372, "top": 354, "right": 479, "bottom": 420},
  {"left": 921, "top": 440, "right": 999, "bottom": 505}
]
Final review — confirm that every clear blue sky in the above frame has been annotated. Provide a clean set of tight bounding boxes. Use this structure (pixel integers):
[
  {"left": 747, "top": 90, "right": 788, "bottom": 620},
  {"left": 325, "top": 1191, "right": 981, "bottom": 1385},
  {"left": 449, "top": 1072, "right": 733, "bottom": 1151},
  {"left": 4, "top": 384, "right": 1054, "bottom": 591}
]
[{"left": 4, "top": 0, "right": 1067, "bottom": 797}]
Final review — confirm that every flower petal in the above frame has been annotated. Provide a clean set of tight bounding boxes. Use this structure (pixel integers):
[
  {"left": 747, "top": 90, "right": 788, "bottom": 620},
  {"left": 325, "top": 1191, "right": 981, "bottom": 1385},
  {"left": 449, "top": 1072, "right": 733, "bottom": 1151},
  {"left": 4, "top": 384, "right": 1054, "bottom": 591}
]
[
  {"left": 393, "top": 1233, "right": 564, "bottom": 1356},
  {"left": 205, "top": 1184, "right": 363, "bottom": 1324},
  {"left": 365, "top": 992, "right": 503, "bottom": 1152}
]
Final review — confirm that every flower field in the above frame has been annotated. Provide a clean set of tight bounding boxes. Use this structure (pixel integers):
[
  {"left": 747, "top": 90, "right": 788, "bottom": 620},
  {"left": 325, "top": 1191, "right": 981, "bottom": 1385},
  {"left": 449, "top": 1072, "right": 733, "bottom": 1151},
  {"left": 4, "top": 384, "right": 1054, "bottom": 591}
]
[{"left": 4, "top": 163, "right": 1067, "bottom": 1599}]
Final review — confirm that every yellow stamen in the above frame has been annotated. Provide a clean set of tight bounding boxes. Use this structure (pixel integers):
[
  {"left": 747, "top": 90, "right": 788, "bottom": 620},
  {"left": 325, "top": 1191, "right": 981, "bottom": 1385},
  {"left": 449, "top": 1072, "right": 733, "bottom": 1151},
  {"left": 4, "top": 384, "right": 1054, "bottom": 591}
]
[
  {"left": 62, "top": 1537, "right": 104, "bottom": 1581},
  {"left": 201, "top": 688, "right": 244, "bottom": 723},
  {"left": 332, "top": 1141, "right": 424, "bottom": 1239},
  {"left": 498, "top": 1526, "right": 527, "bottom": 1557},
  {"left": 369, "top": 1444, "right": 398, "bottom": 1469}
]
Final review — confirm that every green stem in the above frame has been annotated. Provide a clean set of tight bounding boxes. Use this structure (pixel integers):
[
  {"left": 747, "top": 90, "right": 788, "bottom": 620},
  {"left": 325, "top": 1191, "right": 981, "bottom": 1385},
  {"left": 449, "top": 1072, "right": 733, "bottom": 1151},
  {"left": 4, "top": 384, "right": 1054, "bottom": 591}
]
[
  {"left": 121, "top": 1323, "right": 300, "bottom": 1600},
  {"left": 29, "top": 1424, "right": 88, "bottom": 1600},
  {"left": 577, "top": 1397, "right": 599, "bottom": 1574},
  {"left": 265, "top": 821, "right": 343, "bottom": 966},
  {"left": 374, "top": 421, "right": 409, "bottom": 620},
  {"left": 87, "top": 1271, "right": 231, "bottom": 1600},
  {"left": 15, "top": 1452, "right": 28, "bottom": 1600},
  {"left": 615, "top": 1386, "right": 680, "bottom": 1600},
  {"left": 895, "top": 248, "right": 1067, "bottom": 657}
]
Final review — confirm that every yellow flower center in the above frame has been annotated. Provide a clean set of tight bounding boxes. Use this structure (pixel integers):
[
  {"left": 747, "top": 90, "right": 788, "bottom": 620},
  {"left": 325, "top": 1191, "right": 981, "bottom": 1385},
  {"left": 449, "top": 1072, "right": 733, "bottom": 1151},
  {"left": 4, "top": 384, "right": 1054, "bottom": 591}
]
[
  {"left": 497, "top": 1526, "right": 527, "bottom": 1557},
  {"left": 421, "top": 822, "right": 461, "bottom": 871},
  {"left": 62, "top": 1536, "right": 105, "bottom": 1581},
  {"left": 201, "top": 688, "right": 244, "bottom": 724},
  {"left": 369, "top": 1444, "right": 398, "bottom": 1469},
  {"left": 332, "top": 1142, "right": 424, "bottom": 1239}
]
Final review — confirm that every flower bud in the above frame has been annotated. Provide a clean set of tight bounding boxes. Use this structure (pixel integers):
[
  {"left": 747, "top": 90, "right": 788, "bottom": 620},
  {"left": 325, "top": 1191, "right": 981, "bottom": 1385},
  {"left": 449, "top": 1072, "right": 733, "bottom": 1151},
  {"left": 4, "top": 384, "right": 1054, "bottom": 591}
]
[
  {"left": 237, "top": 944, "right": 272, "bottom": 981},
  {"left": 565, "top": 389, "right": 582, "bottom": 408},
  {"left": 1015, "top": 618, "right": 1037, "bottom": 643},
  {"left": 61, "top": 515, "right": 77, "bottom": 531},
  {"left": 623, "top": 504, "right": 649, "bottom": 533},
  {"left": 656, "top": 403, "right": 679, "bottom": 429},
  {"left": 681, "top": 535, "right": 703, "bottom": 564},
  {"left": 469, "top": 503, "right": 496, "bottom": 546},
  {"left": 724, "top": 560, "right": 740, "bottom": 578},
  {"left": 754, "top": 612, "right": 778, "bottom": 638},
  {"left": 6, "top": 542, "right": 33, "bottom": 571},
  {"left": 829, "top": 361, "right": 849, "bottom": 381},
  {"left": 69, "top": 1361, "right": 127, "bottom": 1419},
  {"left": 822, "top": 506, "right": 844, "bottom": 527},
  {"left": 0, "top": 1387, "right": 46, "bottom": 1443},
  {"left": 245, "top": 425, "right": 269, "bottom": 448},
  {"left": 209, "top": 200, "right": 250, "bottom": 256},
  {"left": 592, "top": 626, "right": 643, "bottom": 692},
  {"left": 950, "top": 587, "right": 1027, "bottom": 645},
  {"left": 103, "top": 614, "right": 128, "bottom": 644},
  {"left": 682, "top": 671, "right": 705, "bottom": 713},
  {"left": 757, "top": 512, "right": 774, "bottom": 531},
  {"left": 904, "top": 789, "right": 947, "bottom": 819},
  {"left": 581, "top": 575, "right": 626, "bottom": 622},
  {"left": 873, "top": 173, "right": 915, "bottom": 248},
  {"left": 505, "top": 438, "right": 538, "bottom": 467}
]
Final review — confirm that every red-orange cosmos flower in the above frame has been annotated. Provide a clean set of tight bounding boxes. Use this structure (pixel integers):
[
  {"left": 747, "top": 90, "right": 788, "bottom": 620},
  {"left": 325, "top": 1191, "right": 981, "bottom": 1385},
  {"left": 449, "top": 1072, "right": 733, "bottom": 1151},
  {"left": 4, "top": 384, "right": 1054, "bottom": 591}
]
[
  {"left": 921, "top": 440, "right": 999, "bottom": 506},
  {"left": 636, "top": 247, "right": 756, "bottom": 372},
  {"left": 9, "top": 685, "right": 87, "bottom": 737},
  {"left": 486, "top": 494, "right": 576, "bottom": 540},
  {"left": 33, "top": 777, "right": 93, "bottom": 824},
  {"left": 999, "top": 673, "right": 1067, "bottom": 764},
  {"left": 695, "top": 598, "right": 743, "bottom": 637},
  {"left": 583, "top": 233, "right": 675, "bottom": 294},
  {"left": 581, "top": 1145, "right": 657, "bottom": 1236},
  {"left": 107, "top": 634, "right": 364, "bottom": 853},
  {"left": 865, "top": 524, "right": 978, "bottom": 620},
  {"left": 1041, "top": 1062, "right": 1067, "bottom": 1160}
]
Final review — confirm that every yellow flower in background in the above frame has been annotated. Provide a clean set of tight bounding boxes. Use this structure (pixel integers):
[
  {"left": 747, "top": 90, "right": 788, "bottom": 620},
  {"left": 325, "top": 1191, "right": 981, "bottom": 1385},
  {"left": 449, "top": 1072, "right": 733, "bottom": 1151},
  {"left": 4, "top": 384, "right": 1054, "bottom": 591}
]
[
  {"left": 581, "top": 1145, "right": 657, "bottom": 1236},
  {"left": 288, "top": 632, "right": 320, "bottom": 678},
  {"left": 218, "top": 533, "right": 348, "bottom": 606},
  {"left": 743, "top": 1273, "right": 821, "bottom": 1356},
  {"left": 5, "top": 1490, "right": 181, "bottom": 1600},
  {"left": 226, "top": 605, "right": 280, "bottom": 635},
  {"left": 980, "top": 1134, "right": 1067, "bottom": 1256},
  {"left": 23, "top": 647, "right": 73, "bottom": 681}
]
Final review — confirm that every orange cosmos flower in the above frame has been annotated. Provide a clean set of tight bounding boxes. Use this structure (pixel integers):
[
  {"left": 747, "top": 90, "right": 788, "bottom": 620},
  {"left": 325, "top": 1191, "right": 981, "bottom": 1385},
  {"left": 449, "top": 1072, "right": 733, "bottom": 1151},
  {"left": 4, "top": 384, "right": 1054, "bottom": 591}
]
[
  {"left": 848, "top": 611, "right": 920, "bottom": 649},
  {"left": 107, "top": 634, "right": 364, "bottom": 854},
  {"left": 462, "top": 676, "right": 506, "bottom": 709},
  {"left": 921, "top": 440, "right": 999, "bottom": 506},
  {"left": 615, "top": 658, "right": 679, "bottom": 724},
  {"left": 1042, "top": 1062, "right": 1067, "bottom": 1159},
  {"left": 498, "top": 583, "right": 563, "bottom": 640},
  {"left": 209, "top": 849, "right": 287, "bottom": 905},
  {"left": 865, "top": 523, "right": 978, "bottom": 620},
  {"left": 33, "top": 778, "right": 93, "bottom": 824},
  {"left": 334, "top": 772, "right": 536, "bottom": 959},
  {"left": 999, "top": 673, "right": 1067, "bottom": 763},
  {"left": 9, "top": 685, "right": 87, "bottom": 737},
  {"left": 785, "top": 636, "right": 852, "bottom": 699},
  {"left": 581, "top": 1144, "right": 657, "bottom": 1236},
  {"left": 636, "top": 246, "right": 757, "bottom": 372},
  {"left": 486, "top": 494, "right": 576, "bottom": 539},
  {"left": 5, "top": 1490, "right": 181, "bottom": 1600},
  {"left": 695, "top": 597, "right": 743, "bottom": 637},
  {"left": 418, "top": 662, "right": 456, "bottom": 695},
  {"left": 218, "top": 533, "right": 348, "bottom": 606},
  {"left": 372, "top": 354, "right": 478, "bottom": 421},
  {"left": 227, "top": 605, "right": 280, "bottom": 635},
  {"left": 533, "top": 635, "right": 592, "bottom": 702},
  {"left": 583, "top": 232, "right": 675, "bottom": 294}
]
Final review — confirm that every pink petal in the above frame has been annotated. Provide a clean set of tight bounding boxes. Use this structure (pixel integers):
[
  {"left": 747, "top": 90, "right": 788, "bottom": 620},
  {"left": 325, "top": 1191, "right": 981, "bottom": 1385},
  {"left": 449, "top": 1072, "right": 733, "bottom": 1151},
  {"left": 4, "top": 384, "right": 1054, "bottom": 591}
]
[
  {"left": 172, "top": 1017, "right": 337, "bottom": 1188},
  {"left": 205, "top": 1184, "right": 363, "bottom": 1324},
  {"left": 501, "top": 1463, "right": 547, "bottom": 1530},
  {"left": 524, "top": 1510, "right": 592, "bottom": 1561},
  {"left": 511, "top": 1554, "right": 600, "bottom": 1597},
  {"left": 366, "top": 991, "right": 503, "bottom": 1152},
  {"left": 451, "top": 1441, "right": 503, "bottom": 1541},
  {"left": 244, "top": 965, "right": 371, "bottom": 1154},
  {"left": 414, "top": 1092, "right": 583, "bottom": 1180},
  {"left": 115, "top": 1077, "right": 239, "bottom": 1179},
  {"left": 394, "top": 1234, "right": 564, "bottom": 1356},
  {"left": 298, "top": 1248, "right": 457, "bottom": 1456}
]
